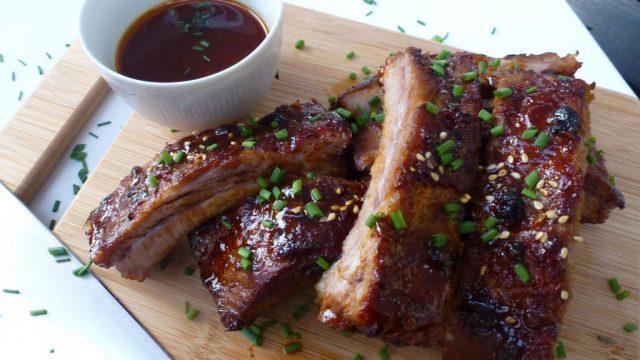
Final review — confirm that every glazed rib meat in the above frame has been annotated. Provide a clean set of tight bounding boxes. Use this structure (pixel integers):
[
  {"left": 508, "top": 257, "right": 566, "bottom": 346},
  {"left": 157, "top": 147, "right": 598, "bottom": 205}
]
[
  {"left": 85, "top": 103, "right": 351, "bottom": 281},
  {"left": 316, "top": 48, "right": 483, "bottom": 345},
  {"left": 338, "top": 54, "right": 623, "bottom": 222},
  {"left": 443, "top": 60, "right": 594, "bottom": 359},
  {"left": 188, "top": 177, "right": 365, "bottom": 330}
]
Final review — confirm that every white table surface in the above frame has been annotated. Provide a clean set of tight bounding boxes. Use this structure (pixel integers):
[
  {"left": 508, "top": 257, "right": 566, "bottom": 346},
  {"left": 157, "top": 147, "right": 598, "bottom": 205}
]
[{"left": 0, "top": 0, "right": 636, "bottom": 357}]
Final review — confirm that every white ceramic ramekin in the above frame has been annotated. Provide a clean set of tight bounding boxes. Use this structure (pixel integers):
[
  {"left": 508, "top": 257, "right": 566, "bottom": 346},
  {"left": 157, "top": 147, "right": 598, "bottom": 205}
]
[{"left": 79, "top": 0, "right": 283, "bottom": 130}]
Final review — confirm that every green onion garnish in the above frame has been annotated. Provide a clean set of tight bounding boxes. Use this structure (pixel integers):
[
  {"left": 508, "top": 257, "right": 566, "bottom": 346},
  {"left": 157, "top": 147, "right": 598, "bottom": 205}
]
[
  {"left": 608, "top": 176, "right": 616, "bottom": 186},
  {"left": 556, "top": 341, "right": 567, "bottom": 359},
  {"left": 283, "top": 342, "right": 302, "bottom": 354},
  {"left": 353, "top": 354, "right": 364, "bottom": 360},
  {"left": 73, "top": 184, "right": 81, "bottom": 195},
  {"left": 425, "top": 101, "right": 440, "bottom": 114},
  {"left": 88, "top": 132, "right": 99, "bottom": 139},
  {"left": 436, "top": 139, "right": 456, "bottom": 155},
  {"left": 478, "top": 109, "right": 493, "bottom": 122},
  {"left": 587, "top": 153, "right": 596, "bottom": 164},
  {"left": 557, "top": 75, "right": 572, "bottom": 81},
  {"left": 624, "top": 323, "right": 638, "bottom": 333},
  {"left": 238, "top": 247, "right": 252, "bottom": 259},
  {"left": 494, "top": 88, "right": 513, "bottom": 98},
  {"left": 431, "top": 63, "right": 445, "bottom": 77},
  {"left": 280, "top": 323, "right": 292, "bottom": 338},
  {"left": 369, "top": 95, "right": 381, "bottom": 107},
  {"left": 347, "top": 51, "right": 355, "bottom": 59},
  {"left": 257, "top": 177, "right": 269, "bottom": 188},
  {"left": 261, "top": 219, "right": 275, "bottom": 229},
  {"left": 349, "top": 72, "right": 357, "bottom": 80},
  {"left": 609, "top": 278, "right": 622, "bottom": 293},
  {"left": 484, "top": 216, "right": 498, "bottom": 229},
  {"left": 311, "top": 188, "right": 323, "bottom": 202},
  {"left": 173, "top": 150, "right": 185, "bottom": 163},
  {"left": 463, "top": 71, "right": 477, "bottom": 81},
  {"left": 417, "top": 19, "right": 426, "bottom": 26},
  {"left": 521, "top": 188, "right": 538, "bottom": 200},
  {"left": 328, "top": 96, "right": 337, "bottom": 105},
  {"left": 242, "top": 326, "right": 263, "bottom": 346},
  {"left": 97, "top": 121, "right": 111, "bottom": 127},
  {"left": 525, "top": 169, "right": 539, "bottom": 189},
  {"left": 616, "top": 290, "right": 631, "bottom": 300},
  {"left": 452, "top": 85, "right": 464, "bottom": 98},
  {"left": 336, "top": 108, "right": 352, "bottom": 119},
  {"left": 450, "top": 159, "right": 464, "bottom": 171},
  {"left": 30, "top": 309, "right": 47, "bottom": 316},
  {"left": 183, "top": 266, "right": 195, "bottom": 276},
  {"left": 534, "top": 132, "right": 550, "bottom": 149},
  {"left": 270, "top": 167, "right": 285, "bottom": 184},
  {"left": 275, "top": 129, "right": 289, "bottom": 141},
  {"left": 55, "top": 258, "right": 70, "bottom": 263},
  {"left": 522, "top": 127, "right": 539, "bottom": 140},
  {"left": 361, "top": 66, "right": 372, "bottom": 75},
  {"left": 159, "top": 150, "right": 173, "bottom": 165},
  {"left": 3, "top": 289, "right": 20, "bottom": 294},
  {"left": 220, "top": 219, "right": 232, "bottom": 229},
  {"left": 239, "top": 125, "right": 252, "bottom": 137},
  {"left": 390, "top": 210, "right": 408, "bottom": 230},
  {"left": 48, "top": 246, "right": 67, "bottom": 256},
  {"left": 273, "top": 199, "right": 286, "bottom": 212},
  {"left": 72, "top": 259, "right": 93, "bottom": 277},
  {"left": 365, "top": 213, "right": 380, "bottom": 228},
  {"left": 293, "top": 304, "right": 310, "bottom": 319},
  {"left": 292, "top": 179, "right": 303, "bottom": 195},
  {"left": 436, "top": 49, "right": 452, "bottom": 60},
  {"left": 432, "top": 34, "right": 446, "bottom": 43},
  {"left": 295, "top": 39, "right": 305, "bottom": 50},
  {"left": 488, "top": 58, "right": 500, "bottom": 68},
  {"left": 526, "top": 86, "right": 538, "bottom": 94},
  {"left": 379, "top": 343, "right": 390, "bottom": 360},
  {"left": 49, "top": 219, "right": 57, "bottom": 230},
  {"left": 481, "top": 229, "right": 499, "bottom": 243},
  {"left": 240, "top": 258, "right": 252, "bottom": 270},
  {"left": 397, "top": 25, "right": 405, "bottom": 33},
  {"left": 491, "top": 26, "right": 497, "bottom": 34},
  {"left": 440, "top": 152, "right": 454, "bottom": 166},
  {"left": 584, "top": 136, "right": 597, "bottom": 147},
  {"left": 305, "top": 202, "right": 323, "bottom": 218},
  {"left": 459, "top": 220, "right": 476, "bottom": 234},
  {"left": 350, "top": 123, "right": 359, "bottom": 134},
  {"left": 242, "top": 140, "right": 256, "bottom": 148},
  {"left": 444, "top": 202, "right": 461, "bottom": 214},
  {"left": 18, "top": 90, "right": 24, "bottom": 101},
  {"left": 315, "top": 256, "right": 331, "bottom": 271},
  {"left": 514, "top": 263, "right": 530, "bottom": 283},
  {"left": 490, "top": 125, "right": 505, "bottom": 137},
  {"left": 478, "top": 61, "right": 487, "bottom": 74},
  {"left": 597, "top": 335, "right": 615, "bottom": 345},
  {"left": 259, "top": 188, "right": 272, "bottom": 201},
  {"left": 373, "top": 112, "right": 385, "bottom": 123},
  {"left": 306, "top": 172, "right": 317, "bottom": 180},
  {"left": 432, "top": 233, "right": 447, "bottom": 248}
]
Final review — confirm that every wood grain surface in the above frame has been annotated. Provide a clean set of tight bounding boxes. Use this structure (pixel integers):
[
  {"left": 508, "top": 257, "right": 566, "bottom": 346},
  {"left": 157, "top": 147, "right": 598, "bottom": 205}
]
[
  {"left": 51, "top": 5, "right": 639, "bottom": 359},
  {"left": 0, "top": 43, "right": 109, "bottom": 204}
]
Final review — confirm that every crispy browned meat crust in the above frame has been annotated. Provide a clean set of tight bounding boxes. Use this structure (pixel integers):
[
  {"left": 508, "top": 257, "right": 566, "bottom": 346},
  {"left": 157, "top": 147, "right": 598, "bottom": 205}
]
[
  {"left": 581, "top": 146, "right": 625, "bottom": 223},
  {"left": 316, "top": 48, "right": 483, "bottom": 346},
  {"left": 85, "top": 103, "right": 351, "bottom": 281},
  {"left": 443, "top": 63, "right": 594, "bottom": 360},
  {"left": 188, "top": 177, "right": 365, "bottom": 330}
]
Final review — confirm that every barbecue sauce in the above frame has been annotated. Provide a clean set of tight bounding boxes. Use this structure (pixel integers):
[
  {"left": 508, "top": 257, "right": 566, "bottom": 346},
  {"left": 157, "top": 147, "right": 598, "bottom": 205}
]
[{"left": 116, "top": 0, "right": 267, "bottom": 82}]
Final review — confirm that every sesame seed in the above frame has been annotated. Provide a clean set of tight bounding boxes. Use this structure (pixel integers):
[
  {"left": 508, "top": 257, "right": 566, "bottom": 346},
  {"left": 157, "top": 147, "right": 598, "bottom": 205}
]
[
  {"left": 480, "top": 265, "right": 488, "bottom": 275},
  {"left": 535, "top": 231, "right": 545, "bottom": 240},
  {"left": 427, "top": 161, "right": 434, "bottom": 169},
  {"left": 496, "top": 162, "right": 505, "bottom": 169},
  {"left": 425, "top": 151, "right": 432, "bottom": 159},
  {"left": 464, "top": 194, "right": 472, "bottom": 200},
  {"left": 192, "top": 131, "right": 199, "bottom": 136},
  {"left": 345, "top": 200, "right": 354, "bottom": 206},
  {"left": 353, "top": 205, "right": 360, "bottom": 214},
  {"left": 439, "top": 165, "right": 445, "bottom": 173},
  {"left": 439, "top": 131, "right": 448, "bottom": 140},
  {"left": 546, "top": 210, "right": 558, "bottom": 219},
  {"left": 184, "top": 141, "right": 191, "bottom": 146},
  {"left": 535, "top": 213, "right": 546, "bottom": 223},
  {"left": 497, "top": 169, "right": 507, "bottom": 177},
  {"left": 353, "top": 195, "right": 360, "bottom": 201},
  {"left": 558, "top": 215, "right": 569, "bottom": 224},
  {"left": 539, "top": 188, "right": 549, "bottom": 196},
  {"left": 202, "top": 135, "right": 209, "bottom": 141},
  {"left": 499, "top": 231, "right": 510, "bottom": 239},
  {"left": 201, "top": 154, "right": 207, "bottom": 160},
  {"left": 485, "top": 195, "right": 495, "bottom": 202},
  {"left": 533, "top": 200, "right": 544, "bottom": 210},
  {"left": 504, "top": 316, "right": 517, "bottom": 324},
  {"left": 339, "top": 206, "right": 347, "bottom": 212},
  {"left": 560, "top": 247, "right": 568, "bottom": 259},
  {"left": 335, "top": 188, "right": 343, "bottom": 195},
  {"left": 230, "top": 141, "right": 237, "bottom": 146},
  {"left": 507, "top": 155, "right": 514, "bottom": 164},
  {"left": 416, "top": 153, "right": 426, "bottom": 161},
  {"left": 409, "top": 166, "right": 416, "bottom": 172},
  {"left": 486, "top": 163, "right": 497, "bottom": 171},
  {"left": 187, "top": 155, "right": 195, "bottom": 161},
  {"left": 548, "top": 180, "right": 559, "bottom": 188},
  {"left": 327, "top": 212, "right": 337, "bottom": 221},
  {"left": 561, "top": 290, "right": 569, "bottom": 300},
  {"left": 488, "top": 174, "right": 498, "bottom": 181},
  {"left": 536, "top": 180, "right": 545, "bottom": 189},
  {"left": 330, "top": 205, "right": 340, "bottom": 211},
  {"left": 573, "top": 235, "right": 584, "bottom": 242},
  {"left": 292, "top": 206, "right": 302, "bottom": 214},
  {"left": 460, "top": 196, "right": 470, "bottom": 204},
  {"left": 510, "top": 172, "right": 521, "bottom": 179},
  {"left": 521, "top": 153, "right": 529, "bottom": 163},
  {"left": 431, "top": 172, "right": 440, "bottom": 181}
]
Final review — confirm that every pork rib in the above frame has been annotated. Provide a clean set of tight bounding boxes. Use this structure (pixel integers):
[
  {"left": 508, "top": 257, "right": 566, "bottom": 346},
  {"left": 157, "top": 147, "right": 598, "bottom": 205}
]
[
  {"left": 188, "top": 176, "right": 365, "bottom": 330},
  {"left": 316, "top": 48, "right": 482, "bottom": 345},
  {"left": 85, "top": 103, "right": 351, "bottom": 281}
]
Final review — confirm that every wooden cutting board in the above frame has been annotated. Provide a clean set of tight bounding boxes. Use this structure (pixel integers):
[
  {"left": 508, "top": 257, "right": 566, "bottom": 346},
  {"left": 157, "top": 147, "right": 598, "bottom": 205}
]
[{"left": 50, "top": 4, "right": 639, "bottom": 359}]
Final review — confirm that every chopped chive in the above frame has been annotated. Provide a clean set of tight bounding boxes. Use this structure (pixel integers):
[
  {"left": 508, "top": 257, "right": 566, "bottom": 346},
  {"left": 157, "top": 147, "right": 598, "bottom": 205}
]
[
  {"left": 390, "top": 210, "right": 408, "bottom": 230},
  {"left": 432, "top": 34, "right": 446, "bottom": 43},
  {"left": 584, "top": 136, "right": 597, "bottom": 147},
  {"left": 450, "top": 159, "right": 464, "bottom": 171},
  {"left": 494, "top": 87, "right": 513, "bottom": 98},
  {"left": 336, "top": 108, "right": 352, "bottom": 118},
  {"left": 436, "top": 139, "right": 456, "bottom": 155},
  {"left": 597, "top": 335, "right": 615, "bottom": 345},
  {"left": 459, "top": 220, "right": 476, "bottom": 234},
  {"left": 444, "top": 202, "right": 461, "bottom": 214},
  {"left": 396, "top": 25, "right": 406, "bottom": 33},
  {"left": 261, "top": 219, "right": 275, "bottom": 229},
  {"left": 431, "top": 63, "right": 445, "bottom": 77},
  {"left": 587, "top": 153, "right": 597, "bottom": 164},
  {"left": 73, "top": 184, "right": 81, "bottom": 195},
  {"left": 481, "top": 229, "right": 499, "bottom": 243},
  {"left": 306, "top": 172, "right": 317, "bottom": 180},
  {"left": 361, "top": 66, "right": 372, "bottom": 75},
  {"left": 310, "top": 114, "right": 322, "bottom": 122},
  {"left": 353, "top": 354, "right": 364, "bottom": 360},
  {"left": 349, "top": 72, "right": 357, "bottom": 80},
  {"left": 478, "top": 109, "right": 493, "bottom": 122},
  {"left": 249, "top": 323, "right": 263, "bottom": 336},
  {"left": 525, "top": 170, "right": 539, "bottom": 189},
  {"left": 608, "top": 176, "right": 616, "bottom": 186},
  {"left": 49, "top": 220, "right": 56, "bottom": 230},
  {"left": 452, "top": 85, "right": 464, "bottom": 98},
  {"left": 514, "top": 263, "right": 530, "bottom": 283},
  {"left": 273, "top": 199, "right": 286, "bottom": 212},
  {"left": 183, "top": 266, "right": 195, "bottom": 276},
  {"left": 30, "top": 309, "right": 48, "bottom": 316},
  {"left": 426, "top": 102, "right": 439, "bottom": 114},
  {"left": 437, "top": 49, "right": 452, "bottom": 60},
  {"left": 238, "top": 247, "right": 252, "bottom": 259},
  {"left": 368, "top": 95, "right": 381, "bottom": 107},
  {"left": 616, "top": 290, "right": 631, "bottom": 300},
  {"left": 185, "top": 308, "right": 200, "bottom": 320},
  {"left": 346, "top": 51, "right": 355, "bottom": 60},
  {"left": 97, "top": 121, "right": 111, "bottom": 127},
  {"left": 242, "top": 326, "right": 262, "bottom": 346},
  {"left": 18, "top": 59, "right": 27, "bottom": 66},
  {"left": 557, "top": 75, "right": 572, "bottom": 81},
  {"left": 55, "top": 258, "right": 70, "bottom": 263},
  {"left": 72, "top": 259, "right": 93, "bottom": 277},
  {"left": 478, "top": 61, "right": 487, "bottom": 74},
  {"left": 624, "top": 323, "right": 638, "bottom": 333},
  {"left": 220, "top": 219, "right": 232, "bottom": 229},
  {"left": 273, "top": 186, "right": 282, "bottom": 199},
  {"left": 199, "top": 144, "right": 206, "bottom": 150},
  {"left": 417, "top": 20, "right": 426, "bottom": 26},
  {"left": 311, "top": 188, "right": 323, "bottom": 202},
  {"left": 48, "top": 246, "right": 67, "bottom": 256},
  {"left": 242, "top": 139, "right": 256, "bottom": 148},
  {"left": 199, "top": 40, "right": 210, "bottom": 48},
  {"left": 487, "top": 59, "right": 500, "bottom": 68},
  {"left": 328, "top": 96, "right": 337, "bottom": 105},
  {"left": 463, "top": 71, "right": 477, "bottom": 81},
  {"left": 3, "top": 289, "right": 20, "bottom": 294},
  {"left": 240, "top": 258, "right": 252, "bottom": 270},
  {"left": 556, "top": 341, "right": 567, "bottom": 359},
  {"left": 365, "top": 213, "right": 380, "bottom": 228},
  {"left": 315, "top": 257, "right": 331, "bottom": 271},
  {"left": 304, "top": 202, "right": 323, "bottom": 218},
  {"left": 379, "top": 343, "right": 390, "bottom": 360},
  {"left": 159, "top": 150, "right": 173, "bottom": 165},
  {"left": 37, "top": 65, "right": 44, "bottom": 75},
  {"left": 440, "top": 153, "right": 454, "bottom": 167},
  {"left": 271, "top": 120, "right": 280, "bottom": 128},
  {"left": 283, "top": 342, "right": 302, "bottom": 354},
  {"left": 534, "top": 132, "right": 550, "bottom": 149},
  {"left": 202, "top": 55, "right": 211, "bottom": 62},
  {"left": 432, "top": 233, "right": 448, "bottom": 248},
  {"left": 521, "top": 188, "right": 538, "bottom": 200},
  {"left": 292, "top": 179, "right": 303, "bottom": 195},
  {"left": 239, "top": 125, "right": 252, "bottom": 137},
  {"left": 270, "top": 167, "right": 284, "bottom": 184},
  {"left": 491, "top": 26, "right": 497, "bottom": 34},
  {"left": 147, "top": 175, "right": 158, "bottom": 188},
  {"left": 257, "top": 177, "right": 269, "bottom": 188},
  {"left": 374, "top": 112, "right": 385, "bottom": 123},
  {"left": 18, "top": 90, "right": 23, "bottom": 101},
  {"left": 173, "top": 151, "right": 185, "bottom": 163},
  {"left": 0, "top": 53, "right": 3, "bottom": 62},
  {"left": 295, "top": 39, "right": 305, "bottom": 50},
  {"left": 522, "top": 127, "right": 539, "bottom": 140},
  {"left": 526, "top": 86, "right": 538, "bottom": 94},
  {"left": 280, "top": 323, "right": 292, "bottom": 338},
  {"left": 275, "top": 129, "right": 289, "bottom": 141},
  {"left": 293, "top": 304, "right": 310, "bottom": 320},
  {"left": 88, "top": 131, "right": 99, "bottom": 139},
  {"left": 365, "top": 10, "right": 373, "bottom": 16},
  {"left": 490, "top": 125, "right": 505, "bottom": 137},
  {"left": 484, "top": 216, "right": 498, "bottom": 230},
  {"left": 12, "top": 71, "right": 16, "bottom": 81}
]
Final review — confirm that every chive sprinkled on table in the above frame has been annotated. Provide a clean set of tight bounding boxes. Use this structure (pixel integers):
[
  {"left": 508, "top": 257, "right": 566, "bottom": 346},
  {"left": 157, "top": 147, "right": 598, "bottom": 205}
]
[
  {"left": 292, "top": 304, "right": 309, "bottom": 320},
  {"left": 97, "top": 121, "right": 112, "bottom": 127},
  {"left": 379, "top": 343, "right": 390, "bottom": 360},
  {"left": 30, "top": 309, "right": 48, "bottom": 316},
  {"left": 294, "top": 39, "right": 305, "bottom": 50},
  {"left": 183, "top": 266, "right": 195, "bottom": 276},
  {"left": 623, "top": 323, "right": 638, "bottom": 333},
  {"left": 48, "top": 246, "right": 67, "bottom": 256},
  {"left": 349, "top": 72, "right": 357, "bottom": 80},
  {"left": 361, "top": 66, "right": 372, "bottom": 75},
  {"left": 242, "top": 326, "right": 262, "bottom": 346},
  {"left": 397, "top": 25, "right": 405, "bottom": 33},
  {"left": 283, "top": 342, "right": 302, "bottom": 354},
  {"left": 185, "top": 308, "right": 200, "bottom": 320},
  {"left": 417, "top": 20, "right": 426, "bottom": 26},
  {"left": 3, "top": 289, "right": 20, "bottom": 294},
  {"left": 346, "top": 51, "right": 355, "bottom": 60},
  {"left": 555, "top": 341, "right": 567, "bottom": 358}
]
